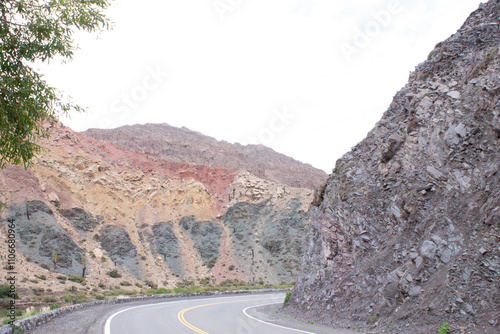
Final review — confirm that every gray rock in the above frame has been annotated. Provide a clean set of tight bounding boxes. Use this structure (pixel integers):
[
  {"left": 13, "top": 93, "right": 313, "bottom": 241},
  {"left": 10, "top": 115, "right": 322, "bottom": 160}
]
[
  {"left": 455, "top": 123, "right": 467, "bottom": 137},
  {"left": 426, "top": 166, "right": 444, "bottom": 180},
  {"left": 456, "top": 297, "right": 464, "bottom": 304},
  {"left": 409, "top": 286, "right": 422, "bottom": 297},
  {"left": 409, "top": 251, "right": 419, "bottom": 260},
  {"left": 431, "top": 235, "right": 443, "bottom": 245},
  {"left": 415, "top": 256, "right": 424, "bottom": 269},
  {"left": 447, "top": 91, "right": 461, "bottom": 99},
  {"left": 464, "top": 303, "right": 476, "bottom": 315},
  {"left": 384, "top": 281, "right": 399, "bottom": 300},
  {"left": 421, "top": 240, "right": 437, "bottom": 259},
  {"left": 445, "top": 127, "right": 460, "bottom": 145},
  {"left": 440, "top": 248, "right": 452, "bottom": 263},
  {"left": 479, "top": 247, "right": 487, "bottom": 255}
]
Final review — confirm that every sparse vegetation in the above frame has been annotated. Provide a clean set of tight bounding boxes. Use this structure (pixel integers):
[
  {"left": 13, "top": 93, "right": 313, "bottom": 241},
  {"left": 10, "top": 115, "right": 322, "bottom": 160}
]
[
  {"left": 67, "top": 275, "right": 85, "bottom": 284},
  {"left": 61, "top": 292, "right": 88, "bottom": 304},
  {"left": 438, "top": 323, "right": 449, "bottom": 334}
]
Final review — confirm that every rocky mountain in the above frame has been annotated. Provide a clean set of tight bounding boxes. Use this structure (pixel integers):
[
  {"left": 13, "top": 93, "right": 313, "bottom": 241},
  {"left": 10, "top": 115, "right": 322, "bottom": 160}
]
[
  {"left": 285, "top": 1, "right": 499, "bottom": 333},
  {"left": 0, "top": 122, "right": 316, "bottom": 297},
  {"left": 83, "top": 123, "right": 327, "bottom": 189}
]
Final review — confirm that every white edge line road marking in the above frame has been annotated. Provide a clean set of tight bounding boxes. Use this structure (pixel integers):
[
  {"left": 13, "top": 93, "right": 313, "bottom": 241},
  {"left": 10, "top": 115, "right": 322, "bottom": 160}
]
[
  {"left": 243, "top": 302, "right": 317, "bottom": 334},
  {"left": 104, "top": 294, "right": 284, "bottom": 334}
]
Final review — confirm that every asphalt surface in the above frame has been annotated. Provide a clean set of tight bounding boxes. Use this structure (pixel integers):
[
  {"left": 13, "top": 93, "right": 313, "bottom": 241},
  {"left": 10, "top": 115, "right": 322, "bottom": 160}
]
[
  {"left": 28, "top": 292, "right": 352, "bottom": 334},
  {"left": 105, "top": 293, "right": 301, "bottom": 333}
]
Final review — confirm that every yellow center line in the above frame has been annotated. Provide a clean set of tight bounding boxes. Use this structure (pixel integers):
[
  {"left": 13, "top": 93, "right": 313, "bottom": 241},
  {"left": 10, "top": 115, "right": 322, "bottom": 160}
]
[{"left": 177, "top": 298, "right": 269, "bottom": 334}]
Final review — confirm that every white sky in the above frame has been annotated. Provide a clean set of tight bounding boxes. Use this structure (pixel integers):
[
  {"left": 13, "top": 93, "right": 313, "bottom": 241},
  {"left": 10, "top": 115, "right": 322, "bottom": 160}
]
[{"left": 38, "top": 0, "right": 485, "bottom": 173}]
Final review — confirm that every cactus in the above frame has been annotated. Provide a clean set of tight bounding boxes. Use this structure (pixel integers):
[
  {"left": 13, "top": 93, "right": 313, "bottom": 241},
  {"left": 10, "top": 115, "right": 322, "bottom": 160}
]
[
  {"left": 81, "top": 254, "right": 86, "bottom": 278},
  {"left": 52, "top": 250, "right": 57, "bottom": 270}
]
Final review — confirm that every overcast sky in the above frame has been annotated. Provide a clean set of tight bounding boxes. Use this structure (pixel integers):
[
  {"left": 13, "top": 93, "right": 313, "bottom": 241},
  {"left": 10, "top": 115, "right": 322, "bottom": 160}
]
[{"left": 38, "top": 0, "right": 485, "bottom": 173}]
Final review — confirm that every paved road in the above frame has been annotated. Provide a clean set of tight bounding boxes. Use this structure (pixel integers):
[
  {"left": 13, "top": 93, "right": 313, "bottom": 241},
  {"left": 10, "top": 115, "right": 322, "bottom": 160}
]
[{"left": 104, "top": 293, "right": 318, "bottom": 334}]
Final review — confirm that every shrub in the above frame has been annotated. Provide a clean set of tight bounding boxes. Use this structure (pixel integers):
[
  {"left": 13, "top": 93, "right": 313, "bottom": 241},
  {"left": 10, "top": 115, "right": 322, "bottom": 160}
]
[
  {"left": 68, "top": 275, "right": 85, "bottom": 284},
  {"left": 438, "top": 323, "right": 449, "bottom": 334},
  {"left": 42, "top": 295, "right": 57, "bottom": 303},
  {"left": 56, "top": 275, "right": 67, "bottom": 281},
  {"left": 145, "top": 280, "right": 157, "bottom": 289},
  {"left": 49, "top": 303, "right": 59, "bottom": 310},
  {"left": 120, "top": 281, "right": 132, "bottom": 286},
  {"left": 1, "top": 308, "right": 21, "bottom": 317},
  {"left": 284, "top": 292, "right": 291, "bottom": 304},
  {"left": 206, "top": 258, "right": 217, "bottom": 269},
  {"left": 107, "top": 269, "right": 121, "bottom": 278},
  {"left": 35, "top": 274, "right": 47, "bottom": 280},
  {"left": 0, "top": 284, "right": 18, "bottom": 299},
  {"left": 98, "top": 282, "right": 106, "bottom": 289},
  {"left": 135, "top": 282, "right": 143, "bottom": 288}
]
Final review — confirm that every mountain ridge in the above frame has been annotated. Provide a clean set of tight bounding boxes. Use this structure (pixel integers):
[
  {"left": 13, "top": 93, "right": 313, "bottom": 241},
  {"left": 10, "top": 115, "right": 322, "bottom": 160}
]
[{"left": 83, "top": 122, "right": 327, "bottom": 189}]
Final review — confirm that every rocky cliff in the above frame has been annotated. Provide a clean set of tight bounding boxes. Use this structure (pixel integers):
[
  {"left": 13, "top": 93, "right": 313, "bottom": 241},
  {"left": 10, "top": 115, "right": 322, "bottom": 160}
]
[
  {"left": 83, "top": 123, "right": 327, "bottom": 189},
  {"left": 285, "top": 1, "right": 499, "bottom": 333},
  {"left": 0, "top": 122, "right": 315, "bottom": 298}
]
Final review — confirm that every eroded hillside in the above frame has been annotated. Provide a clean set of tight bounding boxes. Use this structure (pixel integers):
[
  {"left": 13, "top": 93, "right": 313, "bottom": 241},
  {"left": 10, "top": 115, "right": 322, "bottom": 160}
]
[{"left": 0, "top": 123, "right": 314, "bottom": 297}]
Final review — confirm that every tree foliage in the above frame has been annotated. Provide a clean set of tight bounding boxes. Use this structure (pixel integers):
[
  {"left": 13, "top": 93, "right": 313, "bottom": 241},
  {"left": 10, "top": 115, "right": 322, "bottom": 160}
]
[{"left": 0, "top": 0, "right": 111, "bottom": 168}]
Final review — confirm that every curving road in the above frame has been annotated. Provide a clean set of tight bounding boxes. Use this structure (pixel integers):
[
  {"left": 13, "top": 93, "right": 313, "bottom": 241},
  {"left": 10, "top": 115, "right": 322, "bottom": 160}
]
[{"left": 104, "top": 293, "right": 318, "bottom": 334}]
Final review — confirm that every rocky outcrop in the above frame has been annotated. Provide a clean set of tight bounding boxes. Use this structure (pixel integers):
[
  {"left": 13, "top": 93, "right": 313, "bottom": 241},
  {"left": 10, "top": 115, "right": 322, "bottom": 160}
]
[
  {"left": 99, "top": 225, "right": 139, "bottom": 278},
  {"left": 83, "top": 123, "right": 327, "bottom": 189},
  {"left": 221, "top": 197, "right": 307, "bottom": 284},
  {"left": 59, "top": 208, "right": 102, "bottom": 232},
  {"left": 285, "top": 1, "right": 500, "bottom": 333},
  {"left": 179, "top": 216, "right": 222, "bottom": 269},
  {"left": 8, "top": 201, "right": 86, "bottom": 276}
]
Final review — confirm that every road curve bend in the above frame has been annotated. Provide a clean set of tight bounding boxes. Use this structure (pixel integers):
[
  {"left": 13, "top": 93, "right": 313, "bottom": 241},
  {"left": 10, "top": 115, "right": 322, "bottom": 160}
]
[{"left": 104, "top": 293, "right": 315, "bottom": 334}]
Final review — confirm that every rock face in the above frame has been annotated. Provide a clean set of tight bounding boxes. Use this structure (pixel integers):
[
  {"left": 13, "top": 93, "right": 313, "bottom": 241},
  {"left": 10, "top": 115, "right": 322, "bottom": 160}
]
[
  {"left": 285, "top": 2, "right": 500, "bottom": 333},
  {"left": 8, "top": 201, "right": 85, "bottom": 276},
  {"left": 221, "top": 197, "right": 306, "bottom": 284},
  {"left": 83, "top": 123, "right": 326, "bottom": 189}
]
